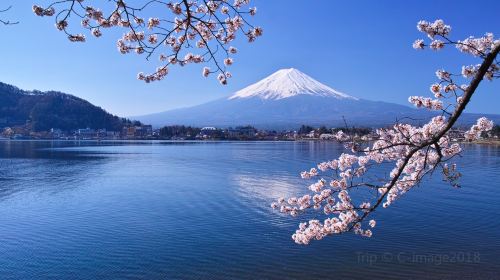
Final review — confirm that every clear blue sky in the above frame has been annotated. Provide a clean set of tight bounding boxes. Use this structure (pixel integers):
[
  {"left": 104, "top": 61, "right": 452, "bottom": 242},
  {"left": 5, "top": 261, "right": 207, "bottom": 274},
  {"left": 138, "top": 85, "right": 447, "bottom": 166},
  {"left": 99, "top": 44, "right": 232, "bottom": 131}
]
[{"left": 1, "top": 0, "right": 499, "bottom": 117}]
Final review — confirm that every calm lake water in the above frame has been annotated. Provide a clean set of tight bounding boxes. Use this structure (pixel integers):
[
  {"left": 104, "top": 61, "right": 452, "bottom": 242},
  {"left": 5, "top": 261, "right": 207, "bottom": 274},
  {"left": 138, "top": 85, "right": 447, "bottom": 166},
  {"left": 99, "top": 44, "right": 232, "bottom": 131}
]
[{"left": 0, "top": 140, "right": 499, "bottom": 279}]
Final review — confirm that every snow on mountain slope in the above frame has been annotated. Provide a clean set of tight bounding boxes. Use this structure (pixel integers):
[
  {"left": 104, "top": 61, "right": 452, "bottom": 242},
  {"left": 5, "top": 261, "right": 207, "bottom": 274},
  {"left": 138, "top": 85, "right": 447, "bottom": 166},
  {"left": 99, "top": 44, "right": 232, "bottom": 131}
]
[{"left": 228, "top": 68, "right": 358, "bottom": 100}]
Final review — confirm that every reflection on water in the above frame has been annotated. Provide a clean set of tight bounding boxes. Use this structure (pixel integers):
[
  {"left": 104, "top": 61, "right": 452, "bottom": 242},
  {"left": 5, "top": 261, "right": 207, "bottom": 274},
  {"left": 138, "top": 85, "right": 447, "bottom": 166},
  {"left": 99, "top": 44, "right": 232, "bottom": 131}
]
[
  {"left": 233, "top": 174, "right": 302, "bottom": 204},
  {"left": 0, "top": 140, "right": 499, "bottom": 279}
]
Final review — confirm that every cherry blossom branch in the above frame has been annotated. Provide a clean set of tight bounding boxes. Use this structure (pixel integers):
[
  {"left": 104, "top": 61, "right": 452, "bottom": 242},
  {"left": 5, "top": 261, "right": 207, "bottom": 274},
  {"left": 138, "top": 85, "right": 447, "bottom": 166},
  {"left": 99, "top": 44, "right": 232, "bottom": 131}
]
[
  {"left": 272, "top": 20, "right": 499, "bottom": 245},
  {"left": 32, "top": 0, "right": 262, "bottom": 84}
]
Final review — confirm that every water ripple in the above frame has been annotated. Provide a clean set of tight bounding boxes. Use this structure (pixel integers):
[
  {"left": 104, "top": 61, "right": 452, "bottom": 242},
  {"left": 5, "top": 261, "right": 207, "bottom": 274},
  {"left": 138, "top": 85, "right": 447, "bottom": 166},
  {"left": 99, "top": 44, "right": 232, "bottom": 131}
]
[{"left": 0, "top": 141, "right": 498, "bottom": 279}]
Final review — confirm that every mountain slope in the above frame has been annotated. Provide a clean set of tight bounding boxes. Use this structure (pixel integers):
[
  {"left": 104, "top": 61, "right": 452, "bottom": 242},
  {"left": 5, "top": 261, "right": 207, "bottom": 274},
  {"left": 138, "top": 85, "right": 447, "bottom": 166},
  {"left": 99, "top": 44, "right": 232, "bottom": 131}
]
[
  {"left": 135, "top": 68, "right": 500, "bottom": 129},
  {"left": 137, "top": 96, "right": 421, "bottom": 128},
  {"left": 0, "top": 82, "right": 130, "bottom": 131}
]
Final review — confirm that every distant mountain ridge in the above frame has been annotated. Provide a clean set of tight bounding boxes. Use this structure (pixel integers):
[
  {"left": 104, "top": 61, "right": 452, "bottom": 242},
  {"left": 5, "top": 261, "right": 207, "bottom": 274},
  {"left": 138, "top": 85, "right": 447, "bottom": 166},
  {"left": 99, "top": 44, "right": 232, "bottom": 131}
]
[
  {"left": 135, "top": 68, "right": 500, "bottom": 129},
  {"left": 0, "top": 82, "right": 130, "bottom": 131}
]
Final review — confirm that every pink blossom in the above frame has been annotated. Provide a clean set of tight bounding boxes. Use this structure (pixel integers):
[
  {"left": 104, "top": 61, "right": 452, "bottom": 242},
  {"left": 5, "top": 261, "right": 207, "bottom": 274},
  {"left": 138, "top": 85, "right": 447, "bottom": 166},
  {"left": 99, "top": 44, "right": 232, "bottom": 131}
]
[
  {"left": 369, "top": 220, "right": 376, "bottom": 228},
  {"left": 413, "top": 39, "right": 425, "bottom": 49},
  {"left": 33, "top": 0, "right": 261, "bottom": 83},
  {"left": 430, "top": 40, "right": 445, "bottom": 50}
]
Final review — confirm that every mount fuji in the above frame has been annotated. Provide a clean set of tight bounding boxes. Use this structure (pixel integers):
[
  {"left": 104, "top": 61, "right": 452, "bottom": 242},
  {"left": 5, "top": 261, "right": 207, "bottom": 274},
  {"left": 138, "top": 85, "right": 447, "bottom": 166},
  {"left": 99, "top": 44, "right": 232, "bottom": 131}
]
[{"left": 135, "top": 68, "right": 499, "bottom": 129}]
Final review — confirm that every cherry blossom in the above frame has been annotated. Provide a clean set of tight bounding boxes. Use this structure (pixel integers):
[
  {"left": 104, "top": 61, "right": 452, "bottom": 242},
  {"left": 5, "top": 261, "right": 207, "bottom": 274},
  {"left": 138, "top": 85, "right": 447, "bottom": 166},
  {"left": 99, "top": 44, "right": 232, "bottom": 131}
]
[
  {"left": 272, "top": 19, "right": 499, "bottom": 245},
  {"left": 32, "top": 0, "right": 262, "bottom": 84},
  {"left": 464, "top": 117, "right": 494, "bottom": 141},
  {"left": 417, "top": 19, "right": 451, "bottom": 39},
  {"left": 413, "top": 39, "right": 425, "bottom": 50},
  {"left": 408, "top": 96, "right": 443, "bottom": 110}
]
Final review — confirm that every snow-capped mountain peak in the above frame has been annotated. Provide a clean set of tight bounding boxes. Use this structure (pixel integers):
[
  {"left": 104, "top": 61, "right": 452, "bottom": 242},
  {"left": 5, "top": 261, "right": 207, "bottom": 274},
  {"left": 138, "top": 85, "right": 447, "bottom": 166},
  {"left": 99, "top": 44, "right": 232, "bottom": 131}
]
[{"left": 228, "top": 68, "right": 358, "bottom": 100}]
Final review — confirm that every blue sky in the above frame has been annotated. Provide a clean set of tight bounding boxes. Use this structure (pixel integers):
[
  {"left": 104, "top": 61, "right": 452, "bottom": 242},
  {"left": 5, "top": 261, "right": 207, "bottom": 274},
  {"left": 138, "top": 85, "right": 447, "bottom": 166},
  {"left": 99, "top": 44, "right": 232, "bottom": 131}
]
[{"left": 0, "top": 0, "right": 499, "bottom": 117}]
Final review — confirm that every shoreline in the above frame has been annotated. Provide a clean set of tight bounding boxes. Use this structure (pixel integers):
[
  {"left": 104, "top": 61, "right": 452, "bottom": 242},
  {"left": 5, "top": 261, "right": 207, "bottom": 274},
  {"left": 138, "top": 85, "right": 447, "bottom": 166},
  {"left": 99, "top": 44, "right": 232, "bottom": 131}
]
[
  {"left": 460, "top": 139, "right": 500, "bottom": 145},
  {"left": 1, "top": 138, "right": 499, "bottom": 145}
]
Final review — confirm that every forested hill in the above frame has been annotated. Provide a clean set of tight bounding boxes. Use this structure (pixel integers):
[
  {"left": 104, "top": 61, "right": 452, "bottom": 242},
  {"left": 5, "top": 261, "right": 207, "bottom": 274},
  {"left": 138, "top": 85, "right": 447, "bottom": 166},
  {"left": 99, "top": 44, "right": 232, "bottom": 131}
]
[{"left": 0, "top": 82, "right": 132, "bottom": 131}]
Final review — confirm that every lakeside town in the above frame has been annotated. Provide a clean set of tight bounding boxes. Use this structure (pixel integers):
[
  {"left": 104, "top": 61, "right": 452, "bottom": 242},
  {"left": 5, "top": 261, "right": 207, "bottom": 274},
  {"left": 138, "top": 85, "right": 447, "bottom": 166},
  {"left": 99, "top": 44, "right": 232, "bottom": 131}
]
[{"left": 1, "top": 123, "right": 499, "bottom": 142}]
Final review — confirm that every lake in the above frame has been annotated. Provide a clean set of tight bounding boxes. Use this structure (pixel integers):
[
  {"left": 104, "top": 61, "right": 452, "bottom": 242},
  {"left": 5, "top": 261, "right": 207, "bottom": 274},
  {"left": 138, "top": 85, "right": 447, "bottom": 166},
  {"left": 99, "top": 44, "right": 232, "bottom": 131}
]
[{"left": 0, "top": 140, "right": 498, "bottom": 279}]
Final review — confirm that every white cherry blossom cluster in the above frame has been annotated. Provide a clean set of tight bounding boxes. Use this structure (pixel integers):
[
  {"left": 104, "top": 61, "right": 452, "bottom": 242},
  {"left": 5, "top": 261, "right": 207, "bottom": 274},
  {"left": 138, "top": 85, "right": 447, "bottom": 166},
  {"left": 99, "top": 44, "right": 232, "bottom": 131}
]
[
  {"left": 33, "top": 0, "right": 262, "bottom": 84},
  {"left": 273, "top": 20, "right": 499, "bottom": 245},
  {"left": 413, "top": 19, "right": 499, "bottom": 81},
  {"left": 417, "top": 19, "right": 451, "bottom": 39},
  {"left": 464, "top": 117, "right": 494, "bottom": 141},
  {"left": 414, "top": 19, "right": 450, "bottom": 50},
  {"left": 408, "top": 96, "right": 443, "bottom": 110},
  {"left": 461, "top": 63, "right": 499, "bottom": 81},
  {"left": 457, "top": 33, "right": 498, "bottom": 57}
]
